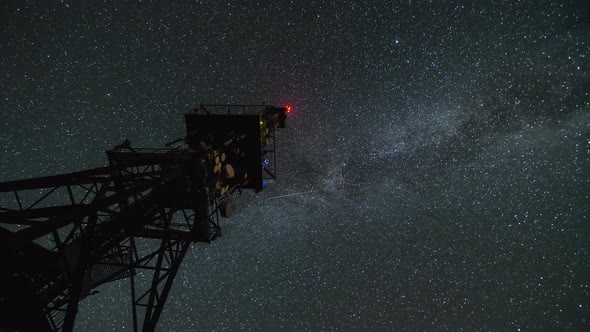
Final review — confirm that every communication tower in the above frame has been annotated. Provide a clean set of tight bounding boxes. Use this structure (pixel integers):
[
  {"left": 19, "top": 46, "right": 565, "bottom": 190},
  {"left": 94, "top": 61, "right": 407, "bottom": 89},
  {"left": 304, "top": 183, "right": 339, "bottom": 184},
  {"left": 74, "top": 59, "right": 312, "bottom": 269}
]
[{"left": 0, "top": 104, "right": 289, "bottom": 331}]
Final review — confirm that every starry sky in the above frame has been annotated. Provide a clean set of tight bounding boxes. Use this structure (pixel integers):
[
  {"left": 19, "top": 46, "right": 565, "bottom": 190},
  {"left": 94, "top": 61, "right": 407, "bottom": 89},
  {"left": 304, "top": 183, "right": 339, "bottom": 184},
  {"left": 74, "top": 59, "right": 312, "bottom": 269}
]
[{"left": 1, "top": 0, "right": 590, "bottom": 330}]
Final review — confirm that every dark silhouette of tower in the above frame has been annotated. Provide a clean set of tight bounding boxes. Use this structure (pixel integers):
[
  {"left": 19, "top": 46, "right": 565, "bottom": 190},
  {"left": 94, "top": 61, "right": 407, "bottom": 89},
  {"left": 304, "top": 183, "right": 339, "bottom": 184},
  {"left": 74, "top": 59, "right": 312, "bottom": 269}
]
[{"left": 0, "top": 105, "right": 289, "bottom": 331}]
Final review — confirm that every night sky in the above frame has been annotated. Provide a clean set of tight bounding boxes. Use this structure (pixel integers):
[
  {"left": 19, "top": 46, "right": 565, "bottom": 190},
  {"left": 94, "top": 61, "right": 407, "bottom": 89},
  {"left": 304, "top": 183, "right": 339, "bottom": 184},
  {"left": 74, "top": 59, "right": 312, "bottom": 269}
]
[{"left": 1, "top": 0, "right": 590, "bottom": 330}]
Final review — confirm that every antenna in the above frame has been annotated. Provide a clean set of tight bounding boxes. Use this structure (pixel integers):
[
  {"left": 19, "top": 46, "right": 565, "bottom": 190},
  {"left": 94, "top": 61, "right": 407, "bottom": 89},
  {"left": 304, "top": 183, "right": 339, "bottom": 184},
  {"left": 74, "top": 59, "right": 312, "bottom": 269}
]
[{"left": 0, "top": 104, "right": 289, "bottom": 331}]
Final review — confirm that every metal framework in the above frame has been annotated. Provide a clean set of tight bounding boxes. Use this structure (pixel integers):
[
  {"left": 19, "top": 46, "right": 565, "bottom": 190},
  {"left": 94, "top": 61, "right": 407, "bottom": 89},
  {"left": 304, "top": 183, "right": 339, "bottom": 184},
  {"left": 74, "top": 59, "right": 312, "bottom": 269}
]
[{"left": 0, "top": 105, "right": 288, "bottom": 331}]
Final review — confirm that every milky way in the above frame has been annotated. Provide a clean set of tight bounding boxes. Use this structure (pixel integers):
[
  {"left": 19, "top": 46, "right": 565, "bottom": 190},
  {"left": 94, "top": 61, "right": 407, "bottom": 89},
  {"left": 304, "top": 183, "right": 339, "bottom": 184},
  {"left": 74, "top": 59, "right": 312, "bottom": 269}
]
[{"left": 1, "top": 1, "right": 589, "bottom": 330}]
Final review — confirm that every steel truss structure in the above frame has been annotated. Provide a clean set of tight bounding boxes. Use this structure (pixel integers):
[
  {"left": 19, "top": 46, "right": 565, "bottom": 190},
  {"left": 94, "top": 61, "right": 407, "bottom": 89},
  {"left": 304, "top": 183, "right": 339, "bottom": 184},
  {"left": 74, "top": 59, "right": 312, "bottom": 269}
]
[{"left": 0, "top": 105, "right": 288, "bottom": 331}]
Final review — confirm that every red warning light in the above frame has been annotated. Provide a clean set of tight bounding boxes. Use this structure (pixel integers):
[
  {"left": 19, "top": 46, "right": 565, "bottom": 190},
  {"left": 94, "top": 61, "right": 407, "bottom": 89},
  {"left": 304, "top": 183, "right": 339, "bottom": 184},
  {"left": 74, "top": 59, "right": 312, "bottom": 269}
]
[{"left": 285, "top": 105, "right": 292, "bottom": 114}]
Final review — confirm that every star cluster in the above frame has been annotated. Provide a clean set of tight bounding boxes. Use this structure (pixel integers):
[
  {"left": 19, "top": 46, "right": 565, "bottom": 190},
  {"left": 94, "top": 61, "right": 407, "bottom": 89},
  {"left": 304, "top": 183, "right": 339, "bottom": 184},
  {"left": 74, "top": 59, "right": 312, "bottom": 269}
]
[{"left": 1, "top": 0, "right": 589, "bottom": 330}]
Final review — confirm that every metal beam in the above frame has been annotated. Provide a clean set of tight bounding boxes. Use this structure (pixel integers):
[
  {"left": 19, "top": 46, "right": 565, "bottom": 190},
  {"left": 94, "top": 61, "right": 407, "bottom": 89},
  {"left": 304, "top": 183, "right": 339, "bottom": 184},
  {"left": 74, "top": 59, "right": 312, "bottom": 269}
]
[{"left": 0, "top": 166, "right": 113, "bottom": 192}]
